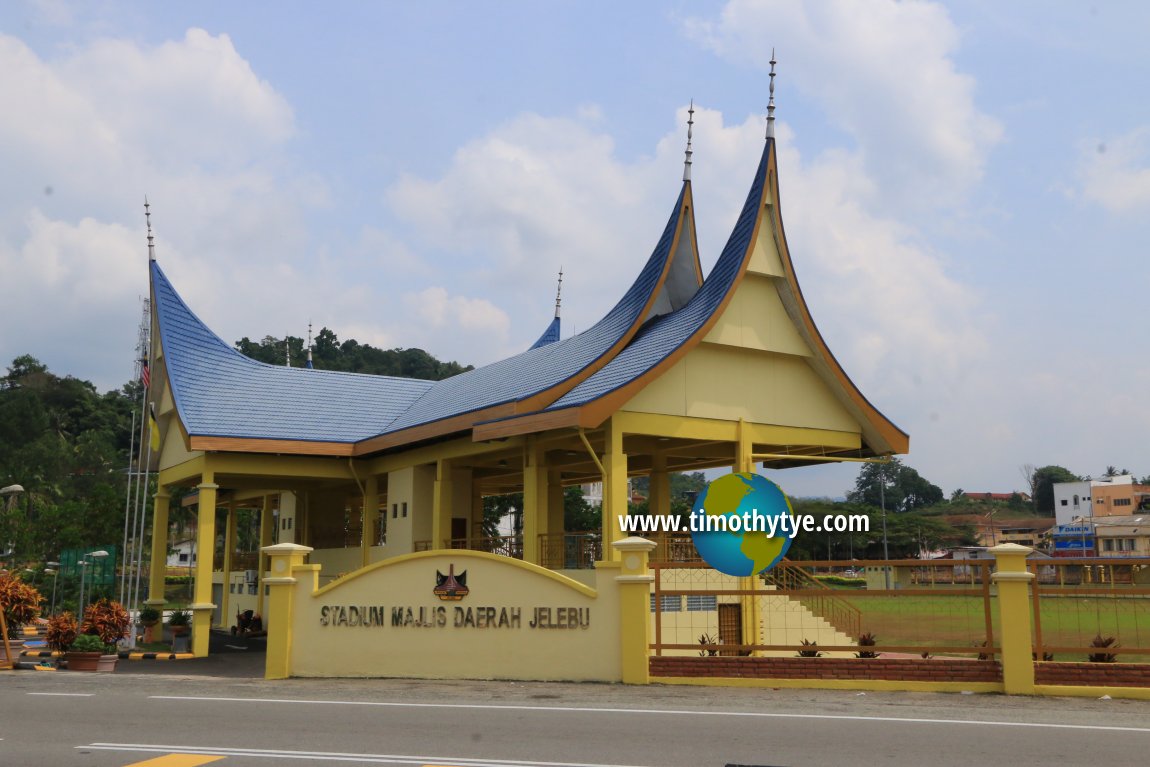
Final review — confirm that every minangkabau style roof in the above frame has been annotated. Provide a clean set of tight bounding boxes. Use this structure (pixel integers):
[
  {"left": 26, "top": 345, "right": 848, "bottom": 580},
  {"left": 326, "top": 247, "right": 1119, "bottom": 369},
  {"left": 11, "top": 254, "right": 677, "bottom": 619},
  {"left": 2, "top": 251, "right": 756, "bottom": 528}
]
[{"left": 151, "top": 121, "right": 906, "bottom": 459}]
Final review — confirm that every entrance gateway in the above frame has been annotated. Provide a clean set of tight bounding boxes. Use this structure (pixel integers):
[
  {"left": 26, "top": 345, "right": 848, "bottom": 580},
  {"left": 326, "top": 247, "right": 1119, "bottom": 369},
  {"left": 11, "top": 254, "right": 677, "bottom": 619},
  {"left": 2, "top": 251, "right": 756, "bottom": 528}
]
[{"left": 142, "top": 83, "right": 908, "bottom": 679}]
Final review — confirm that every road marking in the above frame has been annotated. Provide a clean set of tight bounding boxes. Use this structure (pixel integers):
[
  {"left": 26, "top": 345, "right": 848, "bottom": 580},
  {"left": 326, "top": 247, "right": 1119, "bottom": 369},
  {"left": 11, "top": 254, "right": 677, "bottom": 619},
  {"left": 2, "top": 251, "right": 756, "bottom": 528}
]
[
  {"left": 148, "top": 695, "right": 1150, "bottom": 735},
  {"left": 28, "top": 692, "right": 94, "bottom": 697},
  {"left": 121, "top": 756, "right": 225, "bottom": 767},
  {"left": 85, "top": 743, "right": 647, "bottom": 767}
]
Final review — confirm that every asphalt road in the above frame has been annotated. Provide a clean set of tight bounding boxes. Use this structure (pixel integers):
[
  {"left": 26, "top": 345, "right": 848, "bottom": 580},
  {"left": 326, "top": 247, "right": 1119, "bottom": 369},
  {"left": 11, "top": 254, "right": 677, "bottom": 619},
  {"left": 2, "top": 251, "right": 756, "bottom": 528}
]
[{"left": 3, "top": 662, "right": 1149, "bottom": 767}]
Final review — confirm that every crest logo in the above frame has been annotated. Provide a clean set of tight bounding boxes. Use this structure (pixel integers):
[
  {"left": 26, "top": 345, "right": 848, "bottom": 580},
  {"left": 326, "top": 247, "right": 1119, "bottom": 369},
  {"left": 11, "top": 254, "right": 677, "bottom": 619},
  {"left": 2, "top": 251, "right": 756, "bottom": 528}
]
[{"left": 433, "top": 564, "right": 469, "bottom": 601}]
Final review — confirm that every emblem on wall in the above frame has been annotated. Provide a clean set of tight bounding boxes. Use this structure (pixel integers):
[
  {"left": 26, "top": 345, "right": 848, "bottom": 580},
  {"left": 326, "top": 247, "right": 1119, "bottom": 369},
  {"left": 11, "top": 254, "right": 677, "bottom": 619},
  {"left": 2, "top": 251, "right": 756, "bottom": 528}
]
[{"left": 434, "top": 564, "right": 469, "bottom": 601}]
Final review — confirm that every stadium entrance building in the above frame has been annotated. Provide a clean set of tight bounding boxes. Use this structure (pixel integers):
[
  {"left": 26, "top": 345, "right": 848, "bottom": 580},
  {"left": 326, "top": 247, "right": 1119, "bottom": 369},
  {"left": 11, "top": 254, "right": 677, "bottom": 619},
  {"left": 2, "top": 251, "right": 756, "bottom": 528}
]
[{"left": 144, "top": 94, "right": 907, "bottom": 679}]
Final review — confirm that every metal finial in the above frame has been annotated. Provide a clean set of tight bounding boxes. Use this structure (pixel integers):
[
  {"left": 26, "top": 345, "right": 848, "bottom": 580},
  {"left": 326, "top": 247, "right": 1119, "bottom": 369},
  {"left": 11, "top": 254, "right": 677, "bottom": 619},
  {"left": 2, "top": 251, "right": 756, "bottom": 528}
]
[
  {"left": 306, "top": 321, "right": 314, "bottom": 368},
  {"left": 554, "top": 267, "right": 564, "bottom": 319},
  {"left": 683, "top": 99, "right": 695, "bottom": 182},
  {"left": 766, "top": 49, "right": 777, "bottom": 140},
  {"left": 144, "top": 197, "right": 155, "bottom": 261},
  {"left": 285, "top": 334, "right": 291, "bottom": 368}
]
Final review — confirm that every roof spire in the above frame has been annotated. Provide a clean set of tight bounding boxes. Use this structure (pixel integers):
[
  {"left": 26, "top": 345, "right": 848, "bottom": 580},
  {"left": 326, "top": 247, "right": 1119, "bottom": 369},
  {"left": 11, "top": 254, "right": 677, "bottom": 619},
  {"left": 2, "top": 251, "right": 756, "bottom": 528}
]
[
  {"left": 285, "top": 334, "right": 291, "bottom": 368},
  {"left": 554, "top": 267, "right": 564, "bottom": 319},
  {"left": 766, "top": 49, "right": 777, "bottom": 140},
  {"left": 306, "top": 321, "right": 314, "bottom": 369},
  {"left": 144, "top": 197, "right": 155, "bottom": 261},
  {"left": 683, "top": 99, "right": 695, "bottom": 182}
]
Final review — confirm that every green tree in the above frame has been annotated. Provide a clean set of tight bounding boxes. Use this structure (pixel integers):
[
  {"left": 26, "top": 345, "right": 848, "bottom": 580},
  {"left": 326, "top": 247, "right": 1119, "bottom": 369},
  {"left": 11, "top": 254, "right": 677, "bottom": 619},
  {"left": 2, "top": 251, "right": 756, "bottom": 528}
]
[
  {"left": 845, "top": 458, "right": 943, "bottom": 513},
  {"left": 1029, "top": 465, "right": 1079, "bottom": 515}
]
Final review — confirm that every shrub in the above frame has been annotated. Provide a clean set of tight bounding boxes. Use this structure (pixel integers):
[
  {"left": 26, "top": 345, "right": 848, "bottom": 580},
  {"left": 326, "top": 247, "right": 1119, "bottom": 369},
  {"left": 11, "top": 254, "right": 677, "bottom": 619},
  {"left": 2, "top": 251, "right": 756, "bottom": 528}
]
[
  {"left": 69, "top": 633, "right": 112, "bottom": 654},
  {"left": 1088, "top": 634, "right": 1119, "bottom": 663},
  {"left": 797, "top": 639, "right": 822, "bottom": 658},
  {"left": 168, "top": 608, "right": 191, "bottom": 627},
  {"left": 0, "top": 573, "right": 42, "bottom": 637},
  {"left": 855, "top": 632, "right": 880, "bottom": 658},
  {"left": 138, "top": 605, "right": 161, "bottom": 625},
  {"left": 697, "top": 633, "right": 718, "bottom": 657},
  {"left": 46, "top": 612, "right": 78, "bottom": 652},
  {"left": 81, "top": 599, "right": 130, "bottom": 645}
]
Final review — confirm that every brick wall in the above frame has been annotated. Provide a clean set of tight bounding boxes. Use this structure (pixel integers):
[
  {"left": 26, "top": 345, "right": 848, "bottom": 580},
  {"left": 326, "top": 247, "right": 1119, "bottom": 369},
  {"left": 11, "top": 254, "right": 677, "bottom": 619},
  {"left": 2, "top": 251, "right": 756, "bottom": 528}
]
[
  {"left": 1035, "top": 662, "right": 1150, "bottom": 688},
  {"left": 650, "top": 656, "right": 1003, "bottom": 683}
]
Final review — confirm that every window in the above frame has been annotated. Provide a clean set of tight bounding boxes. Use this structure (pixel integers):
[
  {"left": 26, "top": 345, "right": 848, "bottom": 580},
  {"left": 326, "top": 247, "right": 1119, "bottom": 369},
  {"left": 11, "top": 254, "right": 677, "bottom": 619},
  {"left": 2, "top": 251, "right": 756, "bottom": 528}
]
[
  {"left": 402, "top": 502, "right": 408, "bottom": 518},
  {"left": 1114, "top": 498, "right": 1132, "bottom": 507},
  {"left": 1060, "top": 499, "right": 1068, "bottom": 506},
  {"left": 686, "top": 594, "right": 717, "bottom": 612},
  {"left": 248, "top": 583, "right": 257, "bottom": 595},
  {"left": 392, "top": 503, "right": 398, "bottom": 519},
  {"left": 1123, "top": 539, "right": 1136, "bottom": 551},
  {"left": 649, "top": 595, "right": 682, "bottom": 612},
  {"left": 1104, "top": 539, "right": 1115, "bottom": 551}
]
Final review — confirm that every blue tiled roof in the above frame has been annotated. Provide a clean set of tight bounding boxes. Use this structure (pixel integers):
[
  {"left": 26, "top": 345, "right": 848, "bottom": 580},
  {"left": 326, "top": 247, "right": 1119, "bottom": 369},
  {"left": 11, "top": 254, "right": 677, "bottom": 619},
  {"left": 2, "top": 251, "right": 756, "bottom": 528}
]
[
  {"left": 152, "top": 262, "right": 434, "bottom": 442},
  {"left": 528, "top": 316, "right": 561, "bottom": 350},
  {"left": 547, "top": 141, "right": 771, "bottom": 411},
  {"left": 376, "top": 184, "right": 691, "bottom": 436}
]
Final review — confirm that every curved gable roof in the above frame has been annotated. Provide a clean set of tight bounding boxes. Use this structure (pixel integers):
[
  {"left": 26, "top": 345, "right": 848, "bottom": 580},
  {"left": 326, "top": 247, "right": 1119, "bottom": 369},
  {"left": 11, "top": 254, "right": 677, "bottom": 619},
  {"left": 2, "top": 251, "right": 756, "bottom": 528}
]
[
  {"left": 363, "top": 181, "right": 701, "bottom": 445},
  {"left": 151, "top": 262, "right": 434, "bottom": 444}
]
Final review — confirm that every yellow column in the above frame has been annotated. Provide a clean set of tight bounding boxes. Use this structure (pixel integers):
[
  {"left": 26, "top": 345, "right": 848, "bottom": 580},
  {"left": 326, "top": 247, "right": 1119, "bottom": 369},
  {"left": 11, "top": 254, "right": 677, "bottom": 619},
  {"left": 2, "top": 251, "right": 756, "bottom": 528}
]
[
  {"left": 547, "top": 470, "right": 564, "bottom": 535},
  {"left": 218, "top": 502, "right": 237, "bottom": 628},
  {"left": 261, "top": 542, "right": 313, "bottom": 680},
  {"left": 602, "top": 421, "right": 627, "bottom": 561},
  {"left": 432, "top": 459, "right": 454, "bottom": 549},
  {"left": 522, "top": 437, "right": 548, "bottom": 564},
  {"left": 735, "top": 417, "right": 753, "bottom": 473},
  {"left": 991, "top": 543, "right": 1036, "bottom": 695},
  {"left": 145, "top": 490, "right": 170, "bottom": 609},
  {"left": 191, "top": 476, "right": 218, "bottom": 658},
  {"left": 256, "top": 494, "right": 273, "bottom": 617},
  {"left": 470, "top": 485, "right": 485, "bottom": 544},
  {"left": 613, "top": 536, "right": 657, "bottom": 684},
  {"left": 649, "top": 453, "right": 669, "bottom": 516},
  {"left": 361, "top": 474, "right": 378, "bottom": 567}
]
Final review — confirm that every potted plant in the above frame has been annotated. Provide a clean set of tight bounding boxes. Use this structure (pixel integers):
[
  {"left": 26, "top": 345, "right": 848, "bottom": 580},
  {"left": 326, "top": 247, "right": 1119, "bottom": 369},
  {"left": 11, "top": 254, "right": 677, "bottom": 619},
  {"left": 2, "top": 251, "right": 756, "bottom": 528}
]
[
  {"left": 82, "top": 598, "right": 131, "bottom": 646},
  {"left": 65, "top": 633, "right": 117, "bottom": 672},
  {"left": 0, "top": 572, "right": 42, "bottom": 661},
  {"left": 46, "top": 612, "right": 78, "bottom": 654},
  {"left": 168, "top": 608, "right": 191, "bottom": 637},
  {"left": 138, "top": 604, "right": 162, "bottom": 643}
]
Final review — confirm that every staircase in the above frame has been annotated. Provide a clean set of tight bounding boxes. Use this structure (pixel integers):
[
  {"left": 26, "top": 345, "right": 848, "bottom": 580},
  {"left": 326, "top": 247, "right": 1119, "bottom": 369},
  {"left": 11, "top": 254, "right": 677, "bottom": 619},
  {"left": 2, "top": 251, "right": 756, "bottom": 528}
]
[{"left": 761, "top": 560, "right": 861, "bottom": 640}]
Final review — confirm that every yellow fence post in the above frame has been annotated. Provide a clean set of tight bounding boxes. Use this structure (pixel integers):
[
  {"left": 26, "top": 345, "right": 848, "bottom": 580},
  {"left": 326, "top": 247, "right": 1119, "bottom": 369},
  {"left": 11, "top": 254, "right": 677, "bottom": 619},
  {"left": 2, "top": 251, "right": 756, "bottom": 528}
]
[
  {"left": 613, "top": 536, "right": 656, "bottom": 684},
  {"left": 991, "top": 543, "right": 1036, "bottom": 695},
  {"left": 261, "top": 542, "right": 313, "bottom": 680}
]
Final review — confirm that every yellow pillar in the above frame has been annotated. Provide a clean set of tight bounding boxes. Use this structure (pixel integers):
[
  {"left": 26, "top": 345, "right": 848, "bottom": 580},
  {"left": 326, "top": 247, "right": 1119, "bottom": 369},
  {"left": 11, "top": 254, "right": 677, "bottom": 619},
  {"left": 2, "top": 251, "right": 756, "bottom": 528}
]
[
  {"left": 613, "top": 536, "right": 657, "bottom": 684},
  {"left": 547, "top": 469, "right": 564, "bottom": 534},
  {"left": 522, "top": 437, "right": 548, "bottom": 564},
  {"left": 432, "top": 459, "right": 454, "bottom": 549},
  {"left": 362, "top": 474, "right": 379, "bottom": 568},
  {"left": 991, "top": 543, "right": 1036, "bottom": 695},
  {"left": 261, "top": 542, "right": 312, "bottom": 680},
  {"left": 603, "top": 421, "right": 627, "bottom": 561},
  {"left": 218, "top": 502, "right": 237, "bottom": 628},
  {"left": 649, "top": 454, "right": 669, "bottom": 516},
  {"left": 191, "top": 476, "right": 218, "bottom": 658},
  {"left": 470, "top": 485, "right": 485, "bottom": 544},
  {"left": 256, "top": 494, "right": 273, "bottom": 618},
  {"left": 145, "top": 490, "right": 171, "bottom": 610},
  {"left": 735, "top": 417, "right": 753, "bottom": 473}
]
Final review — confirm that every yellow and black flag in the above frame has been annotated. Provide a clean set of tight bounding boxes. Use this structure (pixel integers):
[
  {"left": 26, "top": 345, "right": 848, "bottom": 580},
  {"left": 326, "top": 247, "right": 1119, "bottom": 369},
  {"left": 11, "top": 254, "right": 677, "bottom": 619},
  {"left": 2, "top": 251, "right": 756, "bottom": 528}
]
[{"left": 148, "top": 402, "right": 161, "bottom": 452}]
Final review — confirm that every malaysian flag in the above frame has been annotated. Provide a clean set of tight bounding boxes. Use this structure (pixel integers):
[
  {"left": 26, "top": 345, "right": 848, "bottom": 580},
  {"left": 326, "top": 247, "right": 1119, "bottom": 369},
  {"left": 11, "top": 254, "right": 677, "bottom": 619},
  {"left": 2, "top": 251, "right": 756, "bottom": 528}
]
[{"left": 140, "top": 360, "right": 150, "bottom": 388}]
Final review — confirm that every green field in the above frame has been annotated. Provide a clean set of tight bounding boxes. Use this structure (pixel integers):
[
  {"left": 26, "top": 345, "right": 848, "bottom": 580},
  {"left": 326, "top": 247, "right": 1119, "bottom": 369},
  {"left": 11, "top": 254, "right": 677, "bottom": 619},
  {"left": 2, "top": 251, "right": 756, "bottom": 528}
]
[{"left": 805, "top": 592, "right": 1150, "bottom": 661}]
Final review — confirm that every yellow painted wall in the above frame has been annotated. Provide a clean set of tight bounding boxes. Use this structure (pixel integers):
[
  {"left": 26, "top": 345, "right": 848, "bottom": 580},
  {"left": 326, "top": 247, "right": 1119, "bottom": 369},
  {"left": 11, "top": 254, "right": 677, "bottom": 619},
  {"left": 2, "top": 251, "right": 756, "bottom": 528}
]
[
  {"left": 311, "top": 547, "right": 367, "bottom": 584},
  {"left": 703, "top": 274, "right": 810, "bottom": 357},
  {"left": 158, "top": 419, "right": 201, "bottom": 472},
  {"left": 381, "top": 466, "right": 434, "bottom": 555},
  {"left": 624, "top": 342, "right": 857, "bottom": 431},
  {"left": 287, "top": 551, "right": 621, "bottom": 681}
]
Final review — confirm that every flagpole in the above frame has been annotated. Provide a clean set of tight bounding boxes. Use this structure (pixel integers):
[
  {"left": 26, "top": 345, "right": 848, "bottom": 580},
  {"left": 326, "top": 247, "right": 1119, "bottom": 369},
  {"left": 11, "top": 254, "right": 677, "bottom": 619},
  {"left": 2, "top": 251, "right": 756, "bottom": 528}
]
[
  {"left": 118, "top": 408, "right": 138, "bottom": 604},
  {"left": 127, "top": 407, "right": 156, "bottom": 649}
]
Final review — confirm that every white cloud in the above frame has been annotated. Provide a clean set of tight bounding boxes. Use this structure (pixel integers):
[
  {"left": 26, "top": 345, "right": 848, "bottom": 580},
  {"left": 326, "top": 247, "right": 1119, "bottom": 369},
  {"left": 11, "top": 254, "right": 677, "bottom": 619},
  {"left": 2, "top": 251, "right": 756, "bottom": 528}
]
[
  {"left": 686, "top": 0, "right": 1002, "bottom": 209},
  {"left": 1078, "top": 127, "right": 1150, "bottom": 213}
]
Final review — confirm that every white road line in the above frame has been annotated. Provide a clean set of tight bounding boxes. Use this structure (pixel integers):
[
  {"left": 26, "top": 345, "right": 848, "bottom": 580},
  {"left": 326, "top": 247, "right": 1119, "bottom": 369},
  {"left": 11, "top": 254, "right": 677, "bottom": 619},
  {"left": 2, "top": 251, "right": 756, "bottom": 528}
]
[
  {"left": 82, "top": 743, "right": 648, "bottom": 767},
  {"left": 28, "top": 692, "right": 95, "bottom": 697},
  {"left": 148, "top": 695, "right": 1150, "bottom": 735}
]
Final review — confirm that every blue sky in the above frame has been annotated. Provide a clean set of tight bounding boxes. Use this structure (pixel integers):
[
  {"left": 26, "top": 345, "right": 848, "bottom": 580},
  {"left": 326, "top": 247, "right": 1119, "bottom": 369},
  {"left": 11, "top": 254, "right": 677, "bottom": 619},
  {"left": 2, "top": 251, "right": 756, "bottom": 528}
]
[{"left": 2, "top": 1, "right": 1149, "bottom": 499}]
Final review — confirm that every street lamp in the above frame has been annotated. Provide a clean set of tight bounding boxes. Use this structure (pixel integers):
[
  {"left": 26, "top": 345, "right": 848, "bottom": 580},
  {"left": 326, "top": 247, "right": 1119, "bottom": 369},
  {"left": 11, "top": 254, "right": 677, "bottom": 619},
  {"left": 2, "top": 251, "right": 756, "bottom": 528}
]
[
  {"left": 44, "top": 566, "right": 59, "bottom": 615},
  {"left": 77, "top": 550, "right": 109, "bottom": 614}
]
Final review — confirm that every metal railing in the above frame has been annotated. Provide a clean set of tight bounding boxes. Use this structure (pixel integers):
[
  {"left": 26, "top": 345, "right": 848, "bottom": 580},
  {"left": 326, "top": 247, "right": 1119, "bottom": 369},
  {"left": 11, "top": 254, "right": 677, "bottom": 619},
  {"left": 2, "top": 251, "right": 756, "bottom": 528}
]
[
  {"left": 538, "top": 532, "right": 601, "bottom": 570},
  {"left": 415, "top": 535, "right": 523, "bottom": 559}
]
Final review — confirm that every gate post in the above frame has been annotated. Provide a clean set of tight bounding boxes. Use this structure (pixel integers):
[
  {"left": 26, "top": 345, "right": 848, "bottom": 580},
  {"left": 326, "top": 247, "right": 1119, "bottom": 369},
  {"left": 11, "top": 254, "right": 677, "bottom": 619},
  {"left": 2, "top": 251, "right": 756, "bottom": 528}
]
[
  {"left": 991, "top": 543, "right": 1036, "bottom": 695},
  {"left": 613, "top": 536, "right": 657, "bottom": 684},
  {"left": 262, "top": 542, "right": 313, "bottom": 680}
]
